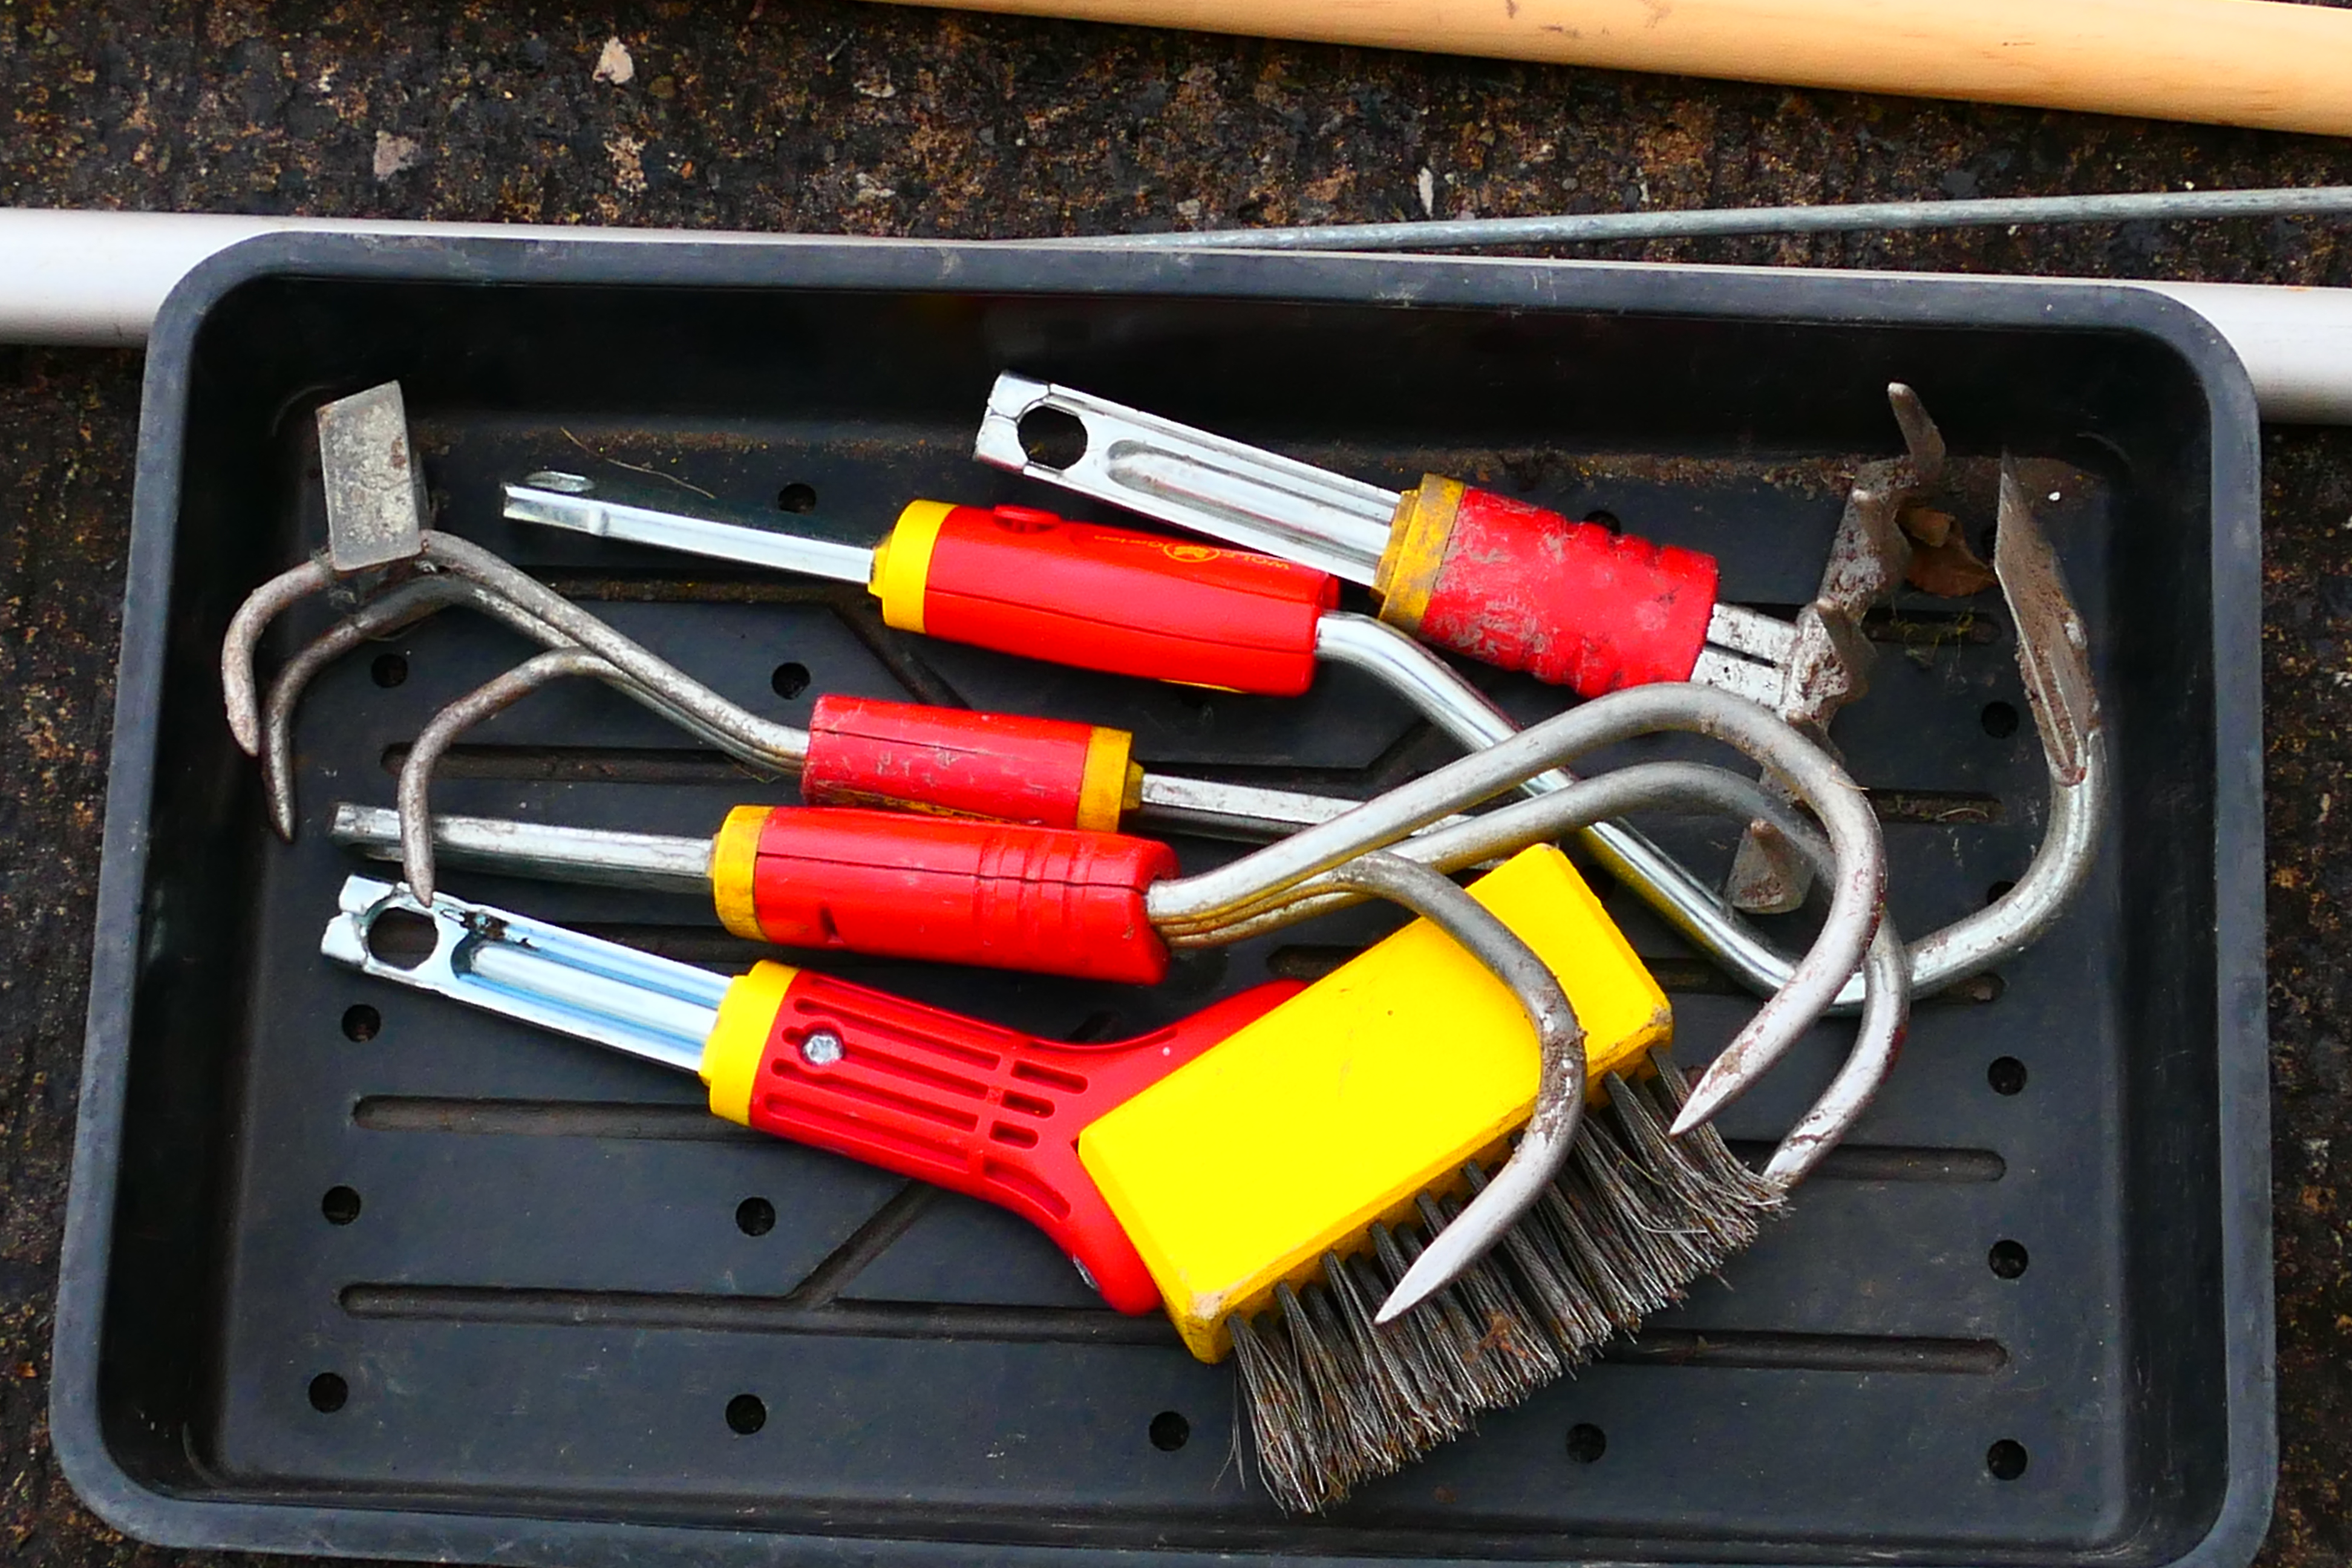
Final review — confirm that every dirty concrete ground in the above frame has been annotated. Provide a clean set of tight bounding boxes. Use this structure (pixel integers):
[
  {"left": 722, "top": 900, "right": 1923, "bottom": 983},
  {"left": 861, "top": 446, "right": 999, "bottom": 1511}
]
[{"left": 4, "top": 1, "right": 2352, "bottom": 1563}]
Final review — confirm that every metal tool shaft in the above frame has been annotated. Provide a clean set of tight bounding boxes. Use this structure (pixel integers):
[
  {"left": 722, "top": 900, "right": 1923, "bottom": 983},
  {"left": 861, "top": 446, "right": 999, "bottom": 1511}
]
[
  {"left": 332, "top": 803, "right": 715, "bottom": 894},
  {"left": 976, "top": 373, "right": 1397, "bottom": 582},
  {"left": 320, "top": 875, "right": 727, "bottom": 1073},
  {"left": 505, "top": 472, "right": 880, "bottom": 583}
]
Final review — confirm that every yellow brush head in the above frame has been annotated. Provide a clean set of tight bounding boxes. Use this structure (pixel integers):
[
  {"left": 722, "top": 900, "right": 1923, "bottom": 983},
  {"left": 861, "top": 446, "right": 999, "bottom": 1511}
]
[{"left": 1076, "top": 844, "right": 1671, "bottom": 1362}]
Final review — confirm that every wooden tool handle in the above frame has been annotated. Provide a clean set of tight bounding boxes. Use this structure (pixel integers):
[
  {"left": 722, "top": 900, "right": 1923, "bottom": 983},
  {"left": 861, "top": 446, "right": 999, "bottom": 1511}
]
[{"left": 869, "top": 0, "right": 2352, "bottom": 139}]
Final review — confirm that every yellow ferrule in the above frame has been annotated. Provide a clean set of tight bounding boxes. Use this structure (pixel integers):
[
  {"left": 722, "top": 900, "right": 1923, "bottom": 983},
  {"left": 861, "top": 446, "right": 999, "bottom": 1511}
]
[
  {"left": 710, "top": 805, "right": 771, "bottom": 941},
  {"left": 871, "top": 499, "right": 954, "bottom": 634},
  {"left": 1373, "top": 474, "right": 1466, "bottom": 636},
  {"left": 701, "top": 961, "right": 800, "bottom": 1125},
  {"left": 1074, "top": 727, "right": 1138, "bottom": 832}
]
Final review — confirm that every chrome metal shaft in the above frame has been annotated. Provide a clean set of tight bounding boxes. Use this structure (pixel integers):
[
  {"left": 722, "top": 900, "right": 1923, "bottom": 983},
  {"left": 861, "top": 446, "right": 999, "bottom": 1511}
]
[
  {"left": 332, "top": 803, "right": 714, "bottom": 895},
  {"left": 975, "top": 373, "right": 1397, "bottom": 582},
  {"left": 504, "top": 471, "right": 880, "bottom": 584},
  {"left": 320, "top": 874, "right": 726, "bottom": 1074}
]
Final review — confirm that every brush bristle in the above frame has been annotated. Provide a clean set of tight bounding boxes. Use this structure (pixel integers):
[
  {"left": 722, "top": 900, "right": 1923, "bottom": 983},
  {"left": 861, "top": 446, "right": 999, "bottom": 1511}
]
[{"left": 1230, "top": 1053, "right": 1786, "bottom": 1513}]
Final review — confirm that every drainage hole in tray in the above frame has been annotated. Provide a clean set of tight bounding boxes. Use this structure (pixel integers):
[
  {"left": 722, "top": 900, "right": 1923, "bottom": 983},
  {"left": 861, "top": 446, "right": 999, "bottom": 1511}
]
[
  {"left": 1566, "top": 1423, "right": 1607, "bottom": 1463},
  {"left": 370, "top": 653, "right": 408, "bottom": 689},
  {"left": 1018, "top": 407, "right": 1088, "bottom": 471},
  {"left": 1980, "top": 701, "right": 2020, "bottom": 739},
  {"left": 1582, "top": 509, "right": 1623, "bottom": 535},
  {"left": 321, "top": 1186, "right": 362, "bottom": 1226},
  {"left": 1149, "top": 1411, "right": 1191, "bottom": 1451},
  {"left": 1986, "top": 1439, "right": 2028, "bottom": 1480},
  {"left": 727, "top": 1394, "right": 767, "bottom": 1435},
  {"left": 1984, "top": 879, "right": 2016, "bottom": 906},
  {"left": 1988, "top": 1057, "right": 2028, "bottom": 1095},
  {"left": 771, "top": 662, "right": 811, "bottom": 700},
  {"left": 736, "top": 1197, "right": 776, "bottom": 1236},
  {"left": 341, "top": 1004, "right": 381, "bottom": 1042},
  {"left": 365, "top": 909, "right": 439, "bottom": 970},
  {"left": 309, "top": 1373, "right": 348, "bottom": 1413},
  {"left": 776, "top": 483, "right": 817, "bottom": 514},
  {"left": 1988, "top": 1240, "right": 2030, "bottom": 1279}
]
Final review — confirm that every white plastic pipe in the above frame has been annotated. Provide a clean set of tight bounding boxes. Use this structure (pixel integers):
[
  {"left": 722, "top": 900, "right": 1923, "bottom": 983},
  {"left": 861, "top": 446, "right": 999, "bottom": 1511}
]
[{"left": 5, "top": 206, "right": 2348, "bottom": 423}]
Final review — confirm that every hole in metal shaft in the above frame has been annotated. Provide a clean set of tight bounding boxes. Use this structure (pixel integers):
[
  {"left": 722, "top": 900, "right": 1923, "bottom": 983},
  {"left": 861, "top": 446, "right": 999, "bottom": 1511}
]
[{"left": 1018, "top": 407, "right": 1088, "bottom": 470}]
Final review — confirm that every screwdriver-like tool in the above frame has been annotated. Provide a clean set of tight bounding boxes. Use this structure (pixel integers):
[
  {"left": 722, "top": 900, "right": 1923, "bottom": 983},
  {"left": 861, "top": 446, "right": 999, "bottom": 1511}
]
[
  {"left": 319, "top": 859, "right": 1780, "bottom": 1513},
  {"left": 506, "top": 475, "right": 1347, "bottom": 697},
  {"left": 974, "top": 373, "right": 1804, "bottom": 704}
]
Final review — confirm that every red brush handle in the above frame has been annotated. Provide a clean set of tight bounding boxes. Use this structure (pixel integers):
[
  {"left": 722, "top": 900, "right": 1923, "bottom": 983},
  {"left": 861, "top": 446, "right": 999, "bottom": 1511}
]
[
  {"left": 800, "top": 694, "right": 1130, "bottom": 831},
  {"left": 737, "top": 808, "right": 1180, "bottom": 984},
  {"left": 744, "top": 974, "right": 1305, "bottom": 1314},
  {"left": 916, "top": 503, "right": 1337, "bottom": 696},
  {"left": 1419, "top": 488, "right": 1720, "bottom": 695}
]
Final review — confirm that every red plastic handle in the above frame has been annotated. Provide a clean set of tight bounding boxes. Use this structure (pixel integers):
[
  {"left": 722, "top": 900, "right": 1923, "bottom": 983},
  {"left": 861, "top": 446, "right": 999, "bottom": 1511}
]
[
  {"left": 734, "top": 808, "right": 1180, "bottom": 984},
  {"left": 743, "top": 973, "right": 1305, "bottom": 1314},
  {"left": 912, "top": 503, "right": 1337, "bottom": 696},
  {"left": 1419, "top": 488, "right": 1720, "bottom": 694},
  {"left": 801, "top": 694, "right": 1132, "bottom": 832}
]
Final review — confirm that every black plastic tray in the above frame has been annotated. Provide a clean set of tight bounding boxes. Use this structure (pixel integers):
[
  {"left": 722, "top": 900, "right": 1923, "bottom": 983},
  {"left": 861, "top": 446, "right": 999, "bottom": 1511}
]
[{"left": 54, "top": 234, "right": 2271, "bottom": 1568}]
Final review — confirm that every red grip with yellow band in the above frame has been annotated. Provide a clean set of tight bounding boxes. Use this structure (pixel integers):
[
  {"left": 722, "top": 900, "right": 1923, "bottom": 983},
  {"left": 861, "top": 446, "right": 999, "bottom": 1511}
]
[
  {"left": 710, "top": 805, "right": 1179, "bottom": 984},
  {"left": 871, "top": 500, "right": 1337, "bottom": 696},
  {"left": 800, "top": 694, "right": 1138, "bottom": 831},
  {"left": 1377, "top": 478, "right": 1721, "bottom": 696},
  {"left": 698, "top": 963, "right": 1304, "bottom": 1315}
]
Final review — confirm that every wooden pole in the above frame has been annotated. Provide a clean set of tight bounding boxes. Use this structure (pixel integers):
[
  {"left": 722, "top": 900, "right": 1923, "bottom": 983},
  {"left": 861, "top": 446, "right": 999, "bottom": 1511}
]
[{"left": 868, "top": 0, "right": 2352, "bottom": 138}]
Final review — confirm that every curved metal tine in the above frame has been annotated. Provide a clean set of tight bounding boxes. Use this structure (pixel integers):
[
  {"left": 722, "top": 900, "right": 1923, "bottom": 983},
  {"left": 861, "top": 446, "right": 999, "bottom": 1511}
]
[
  {"left": 1765, "top": 915, "right": 1909, "bottom": 1184},
  {"left": 1163, "top": 760, "right": 1829, "bottom": 944},
  {"left": 1144, "top": 685, "right": 1885, "bottom": 1142},
  {"left": 1879, "top": 462, "right": 2106, "bottom": 1001},
  {"left": 1146, "top": 684, "right": 1875, "bottom": 939},
  {"left": 237, "top": 530, "right": 810, "bottom": 778},
  {"left": 1280, "top": 852, "right": 1584, "bottom": 1325},
  {"left": 417, "top": 534, "right": 809, "bottom": 772},
  {"left": 260, "top": 576, "right": 475, "bottom": 839},
  {"left": 258, "top": 573, "right": 762, "bottom": 839},
  {"left": 417, "top": 578, "right": 781, "bottom": 767},
  {"left": 1677, "top": 789, "right": 1911, "bottom": 1182},
  {"left": 1154, "top": 684, "right": 1885, "bottom": 1155},
  {"left": 397, "top": 647, "right": 636, "bottom": 902},
  {"left": 223, "top": 558, "right": 336, "bottom": 753}
]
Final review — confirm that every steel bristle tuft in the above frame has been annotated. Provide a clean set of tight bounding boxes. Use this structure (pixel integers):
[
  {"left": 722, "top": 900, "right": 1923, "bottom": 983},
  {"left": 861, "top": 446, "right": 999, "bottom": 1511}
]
[{"left": 1228, "top": 1051, "right": 1784, "bottom": 1513}]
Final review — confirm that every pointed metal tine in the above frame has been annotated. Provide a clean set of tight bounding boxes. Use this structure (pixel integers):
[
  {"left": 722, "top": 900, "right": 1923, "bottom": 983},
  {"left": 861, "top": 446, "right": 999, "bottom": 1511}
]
[
  {"left": 396, "top": 648, "right": 621, "bottom": 902},
  {"left": 259, "top": 577, "right": 480, "bottom": 840},
  {"left": 1994, "top": 461, "right": 2099, "bottom": 786},
  {"left": 1763, "top": 914, "right": 1910, "bottom": 1184},
  {"left": 1887, "top": 382, "right": 1946, "bottom": 483},
  {"left": 223, "top": 558, "right": 336, "bottom": 754}
]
